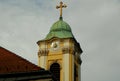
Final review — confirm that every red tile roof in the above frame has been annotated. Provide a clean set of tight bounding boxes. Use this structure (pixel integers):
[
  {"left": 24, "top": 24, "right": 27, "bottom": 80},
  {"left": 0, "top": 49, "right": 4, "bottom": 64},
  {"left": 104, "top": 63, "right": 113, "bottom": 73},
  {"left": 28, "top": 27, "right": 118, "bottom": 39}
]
[{"left": 0, "top": 47, "right": 41, "bottom": 74}]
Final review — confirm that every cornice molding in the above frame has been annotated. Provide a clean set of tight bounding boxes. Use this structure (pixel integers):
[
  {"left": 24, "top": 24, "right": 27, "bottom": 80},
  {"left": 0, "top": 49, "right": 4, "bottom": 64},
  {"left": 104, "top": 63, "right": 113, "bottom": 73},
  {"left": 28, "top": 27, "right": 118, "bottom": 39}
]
[
  {"left": 38, "top": 49, "right": 49, "bottom": 56},
  {"left": 62, "top": 47, "right": 74, "bottom": 54}
]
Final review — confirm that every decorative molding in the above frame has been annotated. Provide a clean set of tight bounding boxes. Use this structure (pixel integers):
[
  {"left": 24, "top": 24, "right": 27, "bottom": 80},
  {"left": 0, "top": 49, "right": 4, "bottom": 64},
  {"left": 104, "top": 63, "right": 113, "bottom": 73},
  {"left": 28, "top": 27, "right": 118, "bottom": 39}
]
[
  {"left": 77, "top": 58, "right": 82, "bottom": 65},
  {"left": 38, "top": 49, "right": 49, "bottom": 56},
  {"left": 78, "top": 54, "right": 82, "bottom": 65},
  {"left": 62, "top": 47, "right": 75, "bottom": 54},
  {"left": 75, "top": 56, "right": 82, "bottom": 65},
  {"left": 48, "top": 60, "right": 62, "bottom": 70}
]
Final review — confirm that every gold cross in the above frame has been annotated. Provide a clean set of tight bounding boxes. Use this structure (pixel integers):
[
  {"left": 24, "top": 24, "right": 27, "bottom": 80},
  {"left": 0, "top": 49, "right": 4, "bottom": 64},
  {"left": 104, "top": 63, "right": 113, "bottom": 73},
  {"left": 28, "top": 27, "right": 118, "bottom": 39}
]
[{"left": 56, "top": 1, "right": 67, "bottom": 17}]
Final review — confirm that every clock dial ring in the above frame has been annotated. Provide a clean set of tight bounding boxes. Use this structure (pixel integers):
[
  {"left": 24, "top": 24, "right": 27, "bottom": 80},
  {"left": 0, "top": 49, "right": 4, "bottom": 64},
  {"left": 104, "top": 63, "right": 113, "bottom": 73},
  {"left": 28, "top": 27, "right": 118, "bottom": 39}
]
[{"left": 51, "top": 41, "right": 59, "bottom": 50}]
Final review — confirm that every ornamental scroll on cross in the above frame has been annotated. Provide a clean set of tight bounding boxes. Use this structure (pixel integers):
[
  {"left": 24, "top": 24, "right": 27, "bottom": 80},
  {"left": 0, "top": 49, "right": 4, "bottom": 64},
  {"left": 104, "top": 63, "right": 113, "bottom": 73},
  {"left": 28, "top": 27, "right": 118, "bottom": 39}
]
[{"left": 56, "top": 1, "right": 67, "bottom": 17}]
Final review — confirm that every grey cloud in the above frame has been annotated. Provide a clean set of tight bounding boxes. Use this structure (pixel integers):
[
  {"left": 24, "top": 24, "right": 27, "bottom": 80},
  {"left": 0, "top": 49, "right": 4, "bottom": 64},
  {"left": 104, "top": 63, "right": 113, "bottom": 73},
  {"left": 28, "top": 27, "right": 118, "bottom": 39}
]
[{"left": 0, "top": 0, "right": 120, "bottom": 81}]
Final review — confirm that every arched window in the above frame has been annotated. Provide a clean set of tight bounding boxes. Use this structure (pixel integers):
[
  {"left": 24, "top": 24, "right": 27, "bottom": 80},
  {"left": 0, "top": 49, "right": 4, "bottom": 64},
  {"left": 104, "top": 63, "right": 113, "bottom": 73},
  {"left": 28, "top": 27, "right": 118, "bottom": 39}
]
[{"left": 50, "top": 63, "right": 60, "bottom": 81}]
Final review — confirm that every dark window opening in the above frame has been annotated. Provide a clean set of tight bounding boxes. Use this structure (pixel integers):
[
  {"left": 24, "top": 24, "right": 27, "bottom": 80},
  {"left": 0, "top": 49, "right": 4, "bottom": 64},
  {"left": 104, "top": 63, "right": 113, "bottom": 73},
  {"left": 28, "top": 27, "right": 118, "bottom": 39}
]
[{"left": 50, "top": 63, "right": 60, "bottom": 81}]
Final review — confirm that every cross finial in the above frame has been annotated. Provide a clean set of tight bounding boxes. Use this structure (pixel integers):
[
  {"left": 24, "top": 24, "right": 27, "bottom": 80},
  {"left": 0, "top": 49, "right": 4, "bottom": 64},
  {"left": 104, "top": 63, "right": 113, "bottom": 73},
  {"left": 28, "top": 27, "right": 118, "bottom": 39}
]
[{"left": 56, "top": 1, "right": 67, "bottom": 17}]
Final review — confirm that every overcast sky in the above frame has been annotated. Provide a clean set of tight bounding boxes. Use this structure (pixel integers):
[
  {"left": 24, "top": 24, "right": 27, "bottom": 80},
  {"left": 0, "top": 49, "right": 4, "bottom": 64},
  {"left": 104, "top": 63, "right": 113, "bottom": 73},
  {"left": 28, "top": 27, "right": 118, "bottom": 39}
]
[{"left": 0, "top": 0, "right": 120, "bottom": 81}]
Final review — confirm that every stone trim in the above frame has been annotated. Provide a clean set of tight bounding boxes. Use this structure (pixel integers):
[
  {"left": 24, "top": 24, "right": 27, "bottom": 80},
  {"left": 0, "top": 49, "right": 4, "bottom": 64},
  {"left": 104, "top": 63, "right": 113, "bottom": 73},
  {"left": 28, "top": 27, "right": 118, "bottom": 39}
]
[
  {"left": 62, "top": 48, "right": 74, "bottom": 54},
  {"left": 48, "top": 60, "right": 62, "bottom": 70},
  {"left": 77, "top": 57, "right": 82, "bottom": 65},
  {"left": 38, "top": 49, "right": 49, "bottom": 56}
]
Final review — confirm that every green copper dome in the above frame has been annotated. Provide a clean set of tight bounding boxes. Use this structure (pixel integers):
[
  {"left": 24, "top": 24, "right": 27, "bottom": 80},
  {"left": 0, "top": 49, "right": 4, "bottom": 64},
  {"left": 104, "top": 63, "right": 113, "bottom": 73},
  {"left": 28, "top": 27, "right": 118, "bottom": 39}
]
[{"left": 45, "top": 17, "right": 74, "bottom": 40}]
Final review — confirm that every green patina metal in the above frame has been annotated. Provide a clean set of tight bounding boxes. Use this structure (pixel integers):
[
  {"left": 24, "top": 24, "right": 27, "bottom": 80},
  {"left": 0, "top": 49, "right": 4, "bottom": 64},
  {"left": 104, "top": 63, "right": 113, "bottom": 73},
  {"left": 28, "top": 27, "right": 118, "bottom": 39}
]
[{"left": 45, "top": 17, "right": 74, "bottom": 40}]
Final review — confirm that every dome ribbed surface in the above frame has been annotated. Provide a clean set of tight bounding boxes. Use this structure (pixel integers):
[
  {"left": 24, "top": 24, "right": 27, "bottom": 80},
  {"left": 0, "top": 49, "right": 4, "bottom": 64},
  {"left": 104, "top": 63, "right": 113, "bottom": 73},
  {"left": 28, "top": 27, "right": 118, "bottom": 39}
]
[{"left": 45, "top": 17, "right": 74, "bottom": 40}]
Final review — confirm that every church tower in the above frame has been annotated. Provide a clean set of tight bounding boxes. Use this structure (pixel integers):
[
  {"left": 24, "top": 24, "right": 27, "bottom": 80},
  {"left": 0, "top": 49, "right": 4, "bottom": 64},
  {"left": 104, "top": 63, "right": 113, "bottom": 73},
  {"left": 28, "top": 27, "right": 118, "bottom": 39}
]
[{"left": 37, "top": 2, "right": 83, "bottom": 81}]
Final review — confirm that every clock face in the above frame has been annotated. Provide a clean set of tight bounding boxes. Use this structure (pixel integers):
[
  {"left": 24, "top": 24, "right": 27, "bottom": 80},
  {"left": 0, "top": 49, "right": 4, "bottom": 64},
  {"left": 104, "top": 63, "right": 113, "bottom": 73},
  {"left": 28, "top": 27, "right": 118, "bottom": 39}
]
[{"left": 51, "top": 41, "right": 59, "bottom": 50}]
